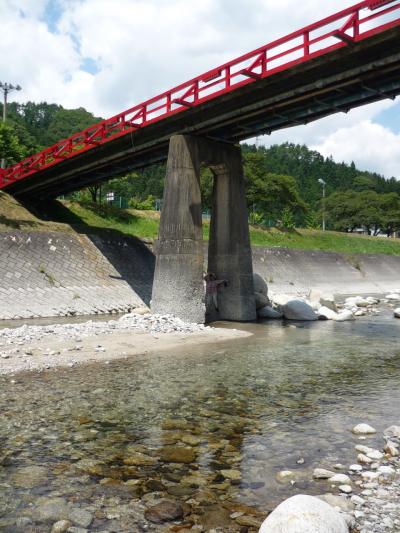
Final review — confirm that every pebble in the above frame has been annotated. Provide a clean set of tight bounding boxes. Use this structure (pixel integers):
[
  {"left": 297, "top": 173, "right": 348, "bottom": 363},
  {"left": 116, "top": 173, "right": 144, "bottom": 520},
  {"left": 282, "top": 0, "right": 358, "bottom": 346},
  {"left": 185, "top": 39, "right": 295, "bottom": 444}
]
[{"left": 313, "top": 468, "right": 335, "bottom": 479}]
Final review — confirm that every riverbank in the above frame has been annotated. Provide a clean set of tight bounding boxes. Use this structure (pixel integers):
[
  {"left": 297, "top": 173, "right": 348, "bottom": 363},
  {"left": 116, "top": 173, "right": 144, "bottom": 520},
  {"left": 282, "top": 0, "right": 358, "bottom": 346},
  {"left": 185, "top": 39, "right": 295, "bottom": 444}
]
[{"left": 0, "top": 312, "right": 250, "bottom": 375}]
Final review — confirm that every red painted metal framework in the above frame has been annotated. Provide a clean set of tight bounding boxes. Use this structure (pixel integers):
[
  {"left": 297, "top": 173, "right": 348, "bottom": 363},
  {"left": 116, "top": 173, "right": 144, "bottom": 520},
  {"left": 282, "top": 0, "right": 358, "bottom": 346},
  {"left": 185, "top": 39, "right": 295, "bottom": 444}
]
[{"left": 1, "top": 0, "right": 400, "bottom": 189}]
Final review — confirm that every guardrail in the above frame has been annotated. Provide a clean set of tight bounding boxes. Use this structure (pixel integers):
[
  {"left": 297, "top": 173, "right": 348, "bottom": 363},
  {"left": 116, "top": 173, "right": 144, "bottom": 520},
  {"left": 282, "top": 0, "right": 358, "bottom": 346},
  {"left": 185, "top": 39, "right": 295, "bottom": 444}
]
[{"left": 1, "top": 0, "right": 399, "bottom": 189}]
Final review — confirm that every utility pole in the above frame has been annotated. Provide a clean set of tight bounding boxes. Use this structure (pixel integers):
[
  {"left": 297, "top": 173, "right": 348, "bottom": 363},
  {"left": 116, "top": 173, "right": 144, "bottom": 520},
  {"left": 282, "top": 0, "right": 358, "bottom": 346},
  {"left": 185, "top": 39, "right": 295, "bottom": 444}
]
[
  {"left": 318, "top": 178, "right": 326, "bottom": 231},
  {"left": 0, "top": 81, "right": 22, "bottom": 169}
]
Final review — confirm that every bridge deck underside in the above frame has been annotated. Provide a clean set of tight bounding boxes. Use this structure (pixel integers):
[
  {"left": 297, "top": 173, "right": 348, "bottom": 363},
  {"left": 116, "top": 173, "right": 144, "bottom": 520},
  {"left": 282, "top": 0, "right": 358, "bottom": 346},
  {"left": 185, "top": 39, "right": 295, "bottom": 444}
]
[{"left": 5, "top": 27, "right": 400, "bottom": 199}]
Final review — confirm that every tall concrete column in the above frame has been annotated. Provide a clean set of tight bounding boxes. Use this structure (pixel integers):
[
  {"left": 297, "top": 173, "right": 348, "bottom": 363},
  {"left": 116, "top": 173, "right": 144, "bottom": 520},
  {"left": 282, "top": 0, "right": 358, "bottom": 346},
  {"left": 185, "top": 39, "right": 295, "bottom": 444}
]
[
  {"left": 208, "top": 147, "right": 256, "bottom": 322},
  {"left": 151, "top": 134, "right": 256, "bottom": 323},
  {"left": 151, "top": 135, "right": 205, "bottom": 323}
]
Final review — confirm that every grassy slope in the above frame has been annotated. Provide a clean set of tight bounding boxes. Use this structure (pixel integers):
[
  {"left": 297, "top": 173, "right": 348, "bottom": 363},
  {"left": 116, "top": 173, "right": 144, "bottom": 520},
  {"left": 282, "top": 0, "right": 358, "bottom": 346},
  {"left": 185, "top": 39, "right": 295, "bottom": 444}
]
[
  {"left": 1, "top": 195, "right": 399, "bottom": 255},
  {"left": 60, "top": 200, "right": 400, "bottom": 256}
]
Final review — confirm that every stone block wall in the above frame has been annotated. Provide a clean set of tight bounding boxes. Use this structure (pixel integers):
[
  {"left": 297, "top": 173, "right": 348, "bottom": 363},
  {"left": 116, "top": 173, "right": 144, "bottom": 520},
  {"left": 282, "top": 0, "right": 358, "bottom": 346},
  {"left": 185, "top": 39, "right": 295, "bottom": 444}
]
[{"left": 0, "top": 230, "right": 155, "bottom": 320}]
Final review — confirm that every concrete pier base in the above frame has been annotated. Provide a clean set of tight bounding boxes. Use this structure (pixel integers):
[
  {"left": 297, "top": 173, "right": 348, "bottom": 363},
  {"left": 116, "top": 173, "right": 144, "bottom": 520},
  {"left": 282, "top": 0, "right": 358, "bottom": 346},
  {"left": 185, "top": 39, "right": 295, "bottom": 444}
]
[{"left": 151, "top": 134, "right": 255, "bottom": 323}]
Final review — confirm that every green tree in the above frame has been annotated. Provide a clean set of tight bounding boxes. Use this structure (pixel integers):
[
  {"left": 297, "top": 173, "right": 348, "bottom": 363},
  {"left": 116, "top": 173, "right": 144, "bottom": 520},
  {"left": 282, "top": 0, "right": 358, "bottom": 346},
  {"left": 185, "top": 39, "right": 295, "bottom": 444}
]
[{"left": 0, "top": 122, "right": 26, "bottom": 164}]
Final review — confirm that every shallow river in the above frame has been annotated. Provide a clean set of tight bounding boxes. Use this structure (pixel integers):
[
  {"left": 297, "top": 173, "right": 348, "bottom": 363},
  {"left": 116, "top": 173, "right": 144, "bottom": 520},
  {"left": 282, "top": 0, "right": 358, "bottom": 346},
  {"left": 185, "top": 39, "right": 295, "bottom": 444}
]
[{"left": 1, "top": 311, "right": 400, "bottom": 532}]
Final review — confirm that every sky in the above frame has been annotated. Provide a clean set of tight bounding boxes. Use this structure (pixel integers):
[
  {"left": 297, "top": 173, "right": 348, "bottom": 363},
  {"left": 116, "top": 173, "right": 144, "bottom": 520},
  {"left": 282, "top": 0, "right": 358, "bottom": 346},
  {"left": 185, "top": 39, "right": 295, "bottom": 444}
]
[{"left": 1, "top": 0, "right": 400, "bottom": 179}]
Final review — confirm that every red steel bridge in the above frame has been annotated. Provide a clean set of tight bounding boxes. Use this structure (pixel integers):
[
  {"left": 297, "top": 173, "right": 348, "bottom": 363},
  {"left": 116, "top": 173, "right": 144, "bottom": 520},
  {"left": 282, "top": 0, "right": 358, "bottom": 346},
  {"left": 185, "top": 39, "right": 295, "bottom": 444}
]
[{"left": 1, "top": 0, "right": 400, "bottom": 199}]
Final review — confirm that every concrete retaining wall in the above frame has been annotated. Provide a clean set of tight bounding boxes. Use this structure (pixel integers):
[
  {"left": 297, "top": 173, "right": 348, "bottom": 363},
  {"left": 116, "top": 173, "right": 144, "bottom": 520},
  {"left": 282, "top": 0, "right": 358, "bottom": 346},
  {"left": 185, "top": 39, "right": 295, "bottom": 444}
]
[
  {"left": 0, "top": 231, "right": 154, "bottom": 320},
  {"left": 252, "top": 247, "right": 400, "bottom": 297},
  {"left": 0, "top": 229, "right": 399, "bottom": 320}
]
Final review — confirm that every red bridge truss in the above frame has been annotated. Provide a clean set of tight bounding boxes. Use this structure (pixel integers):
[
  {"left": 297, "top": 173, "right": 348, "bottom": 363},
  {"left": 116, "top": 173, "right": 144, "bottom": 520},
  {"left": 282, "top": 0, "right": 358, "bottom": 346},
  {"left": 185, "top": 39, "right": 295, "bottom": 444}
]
[{"left": 1, "top": 0, "right": 400, "bottom": 193}]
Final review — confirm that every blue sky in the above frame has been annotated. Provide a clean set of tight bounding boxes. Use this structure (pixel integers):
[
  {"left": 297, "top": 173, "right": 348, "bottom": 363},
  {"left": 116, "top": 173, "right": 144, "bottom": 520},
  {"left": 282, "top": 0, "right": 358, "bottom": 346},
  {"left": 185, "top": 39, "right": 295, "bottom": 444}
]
[{"left": 1, "top": 0, "right": 400, "bottom": 178}]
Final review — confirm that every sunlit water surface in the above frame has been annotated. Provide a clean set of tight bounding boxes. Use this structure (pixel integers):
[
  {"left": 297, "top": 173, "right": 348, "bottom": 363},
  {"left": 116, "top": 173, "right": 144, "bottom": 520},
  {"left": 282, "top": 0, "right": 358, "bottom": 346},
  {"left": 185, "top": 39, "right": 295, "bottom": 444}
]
[{"left": 1, "top": 311, "right": 399, "bottom": 531}]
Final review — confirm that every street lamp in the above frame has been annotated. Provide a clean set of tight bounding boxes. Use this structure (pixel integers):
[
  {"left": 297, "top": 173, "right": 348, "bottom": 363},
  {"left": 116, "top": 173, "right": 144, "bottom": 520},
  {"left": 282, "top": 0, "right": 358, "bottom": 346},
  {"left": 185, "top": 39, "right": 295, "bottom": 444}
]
[
  {"left": 318, "top": 178, "right": 326, "bottom": 231},
  {"left": 0, "top": 81, "right": 22, "bottom": 169}
]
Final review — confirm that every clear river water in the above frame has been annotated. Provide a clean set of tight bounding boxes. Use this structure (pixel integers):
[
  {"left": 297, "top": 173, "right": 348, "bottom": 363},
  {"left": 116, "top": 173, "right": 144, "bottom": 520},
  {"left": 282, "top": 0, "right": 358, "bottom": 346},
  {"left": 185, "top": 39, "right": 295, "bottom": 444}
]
[{"left": 0, "top": 310, "right": 399, "bottom": 532}]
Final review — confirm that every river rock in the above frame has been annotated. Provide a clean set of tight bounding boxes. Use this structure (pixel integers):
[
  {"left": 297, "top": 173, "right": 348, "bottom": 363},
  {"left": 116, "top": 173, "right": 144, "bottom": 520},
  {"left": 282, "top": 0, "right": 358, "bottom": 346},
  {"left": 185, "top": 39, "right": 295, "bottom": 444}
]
[
  {"left": 68, "top": 508, "right": 93, "bottom": 528},
  {"left": 255, "top": 292, "right": 271, "bottom": 310},
  {"left": 123, "top": 452, "right": 158, "bottom": 466},
  {"left": 357, "top": 453, "right": 372, "bottom": 465},
  {"left": 253, "top": 273, "right": 269, "bottom": 296},
  {"left": 283, "top": 300, "right": 318, "bottom": 321},
  {"left": 257, "top": 306, "right": 283, "bottom": 319},
  {"left": 313, "top": 468, "right": 335, "bottom": 479},
  {"left": 258, "top": 494, "right": 348, "bottom": 533},
  {"left": 318, "top": 306, "right": 338, "bottom": 320},
  {"left": 276, "top": 470, "right": 294, "bottom": 483},
  {"left": 386, "top": 293, "right": 400, "bottom": 300},
  {"left": 51, "top": 521, "right": 72, "bottom": 533},
  {"left": 366, "top": 450, "right": 383, "bottom": 460},
  {"left": 383, "top": 425, "right": 400, "bottom": 439},
  {"left": 320, "top": 293, "right": 337, "bottom": 312},
  {"left": 221, "top": 469, "right": 241, "bottom": 481},
  {"left": 384, "top": 441, "right": 399, "bottom": 456},
  {"left": 317, "top": 494, "right": 354, "bottom": 512},
  {"left": 144, "top": 500, "right": 183, "bottom": 524},
  {"left": 394, "top": 308, "right": 400, "bottom": 318},
  {"left": 335, "top": 310, "right": 354, "bottom": 321},
  {"left": 11, "top": 465, "right": 48, "bottom": 488},
  {"left": 160, "top": 446, "right": 196, "bottom": 464},
  {"left": 338, "top": 485, "right": 352, "bottom": 494},
  {"left": 33, "top": 498, "right": 70, "bottom": 522},
  {"left": 329, "top": 474, "right": 351, "bottom": 484},
  {"left": 352, "top": 423, "right": 376, "bottom": 435}
]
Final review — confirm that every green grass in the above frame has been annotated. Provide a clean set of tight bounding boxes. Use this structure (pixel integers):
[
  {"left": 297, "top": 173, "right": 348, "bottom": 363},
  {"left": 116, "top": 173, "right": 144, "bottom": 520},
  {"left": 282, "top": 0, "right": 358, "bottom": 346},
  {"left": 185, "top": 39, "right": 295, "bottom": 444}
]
[{"left": 26, "top": 199, "right": 400, "bottom": 256}]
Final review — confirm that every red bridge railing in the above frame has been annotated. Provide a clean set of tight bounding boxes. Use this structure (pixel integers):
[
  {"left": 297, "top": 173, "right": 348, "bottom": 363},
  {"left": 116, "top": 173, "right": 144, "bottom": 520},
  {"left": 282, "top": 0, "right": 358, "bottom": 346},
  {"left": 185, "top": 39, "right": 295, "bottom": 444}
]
[{"left": 1, "top": 0, "right": 399, "bottom": 189}]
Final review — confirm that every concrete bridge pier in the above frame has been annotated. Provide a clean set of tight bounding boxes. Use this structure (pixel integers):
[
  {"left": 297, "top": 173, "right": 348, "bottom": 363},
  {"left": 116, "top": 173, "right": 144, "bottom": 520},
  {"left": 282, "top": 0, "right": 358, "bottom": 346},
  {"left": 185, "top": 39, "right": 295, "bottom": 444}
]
[{"left": 151, "top": 134, "right": 256, "bottom": 323}]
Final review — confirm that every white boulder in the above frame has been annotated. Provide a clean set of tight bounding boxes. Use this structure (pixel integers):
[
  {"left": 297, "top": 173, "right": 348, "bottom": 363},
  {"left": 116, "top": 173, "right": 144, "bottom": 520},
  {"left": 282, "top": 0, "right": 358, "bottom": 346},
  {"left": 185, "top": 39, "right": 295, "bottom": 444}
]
[
  {"left": 313, "top": 468, "right": 335, "bottom": 480},
  {"left": 394, "top": 309, "right": 400, "bottom": 319},
  {"left": 335, "top": 310, "right": 355, "bottom": 322},
  {"left": 386, "top": 293, "right": 400, "bottom": 301},
  {"left": 282, "top": 300, "right": 318, "bottom": 321},
  {"left": 329, "top": 474, "right": 351, "bottom": 484},
  {"left": 258, "top": 494, "right": 348, "bottom": 533},
  {"left": 318, "top": 306, "right": 338, "bottom": 320},
  {"left": 352, "top": 423, "right": 376, "bottom": 435},
  {"left": 258, "top": 306, "right": 283, "bottom": 319}
]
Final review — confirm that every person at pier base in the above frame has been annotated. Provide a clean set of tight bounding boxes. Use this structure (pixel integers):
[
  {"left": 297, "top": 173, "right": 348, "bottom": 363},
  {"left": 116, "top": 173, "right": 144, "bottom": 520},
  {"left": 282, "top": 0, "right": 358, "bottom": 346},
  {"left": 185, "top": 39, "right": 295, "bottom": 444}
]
[{"left": 204, "top": 272, "right": 228, "bottom": 312}]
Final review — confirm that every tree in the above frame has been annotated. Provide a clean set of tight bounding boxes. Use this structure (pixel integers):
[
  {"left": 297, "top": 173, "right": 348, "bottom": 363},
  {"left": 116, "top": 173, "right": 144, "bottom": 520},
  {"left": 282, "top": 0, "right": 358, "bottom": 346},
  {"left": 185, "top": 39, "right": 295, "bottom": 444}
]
[
  {"left": 0, "top": 122, "right": 26, "bottom": 164},
  {"left": 244, "top": 151, "right": 308, "bottom": 224}
]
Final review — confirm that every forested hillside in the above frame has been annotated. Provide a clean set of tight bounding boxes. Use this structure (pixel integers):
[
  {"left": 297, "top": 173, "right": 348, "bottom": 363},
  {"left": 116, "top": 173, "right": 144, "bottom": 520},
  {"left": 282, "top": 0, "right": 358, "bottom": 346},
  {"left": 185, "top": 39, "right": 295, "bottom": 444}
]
[{"left": 1, "top": 101, "right": 399, "bottom": 235}]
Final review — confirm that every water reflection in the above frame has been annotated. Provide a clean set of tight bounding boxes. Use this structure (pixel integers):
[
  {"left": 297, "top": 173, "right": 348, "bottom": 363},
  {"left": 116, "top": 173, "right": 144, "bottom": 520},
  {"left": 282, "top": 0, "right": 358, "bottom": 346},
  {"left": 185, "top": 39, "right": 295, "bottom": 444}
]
[{"left": 0, "top": 312, "right": 399, "bottom": 531}]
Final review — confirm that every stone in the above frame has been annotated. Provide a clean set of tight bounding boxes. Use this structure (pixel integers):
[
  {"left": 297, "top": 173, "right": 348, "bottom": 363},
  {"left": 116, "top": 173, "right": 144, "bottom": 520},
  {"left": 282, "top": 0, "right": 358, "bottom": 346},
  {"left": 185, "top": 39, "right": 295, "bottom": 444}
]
[
  {"left": 11, "top": 465, "right": 48, "bottom": 488},
  {"left": 352, "top": 423, "right": 376, "bottom": 435},
  {"left": 338, "top": 485, "right": 352, "bottom": 494},
  {"left": 320, "top": 293, "right": 337, "bottom": 312},
  {"left": 259, "top": 494, "right": 348, "bottom": 533},
  {"left": 51, "top": 520, "right": 72, "bottom": 533},
  {"left": 329, "top": 474, "right": 351, "bottom": 484},
  {"left": 349, "top": 464, "right": 363, "bottom": 472},
  {"left": 317, "top": 494, "right": 354, "bottom": 512},
  {"left": 318, "top": 306, "right": 338, "bottom": 320},
  {"left": 335, "top": 310, "right": 354, "bottom": 322},
  {"left": 383, "top": 425, "right": 400, "bottom": 439},
  {"left": 253, "top": 273, "right": 269, "bottom": 297},
  {"left": 144, "top": 500, "right": 184, "bottom": 524},
  {"left": 313, "top": 468, "right": 335, "bottom": 479},
  {"left": 255, "top": 292, "right": 271, "bottom": 310},
  {"left": 160, "top": 446, "right": 196, "bottom": 464},
  {"left": 221, "top": 469, "right": 241, "bottom": 481},
  {"left": 283, "top": 300, "right": 318, "bottom": 321},
  {"left": 257, "top": 306, "right": 283, "bottom": 319},
  {"left": 386, "top": 293, "right": 400, "bottom": 300},
  {"left": 394, "top": 308, "right": 400, "bottom": 318},
  {"left": 123, "top": 452, "right": 158, "bottom": 466},
  {"left": 33, "top": 498, "right": 70, "bottom": 522},
  {"left": 68, "top": 508, "right": 93, "bottom": 528},
  {"left": 384, "top": 441, "right": 399, "bottom": 456},
  {"left": 276, "top": 470, "right": 294, "bottom": 483},
  {"left": 366, "top": 450, "right": 383, "bottom": 460},
  {"left": 355, "top": 445, "right": 374, "bottom": 454}
]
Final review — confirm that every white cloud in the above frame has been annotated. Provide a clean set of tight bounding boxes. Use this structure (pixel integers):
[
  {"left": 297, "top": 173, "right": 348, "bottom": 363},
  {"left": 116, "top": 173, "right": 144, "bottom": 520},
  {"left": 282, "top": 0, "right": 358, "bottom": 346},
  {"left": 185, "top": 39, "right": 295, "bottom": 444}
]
[
  {"left": 1, "top": 0, "right": 399, "bottom": 178},
  {"left": 312, "top": 120, "right": 400, "bottom": 179}
]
